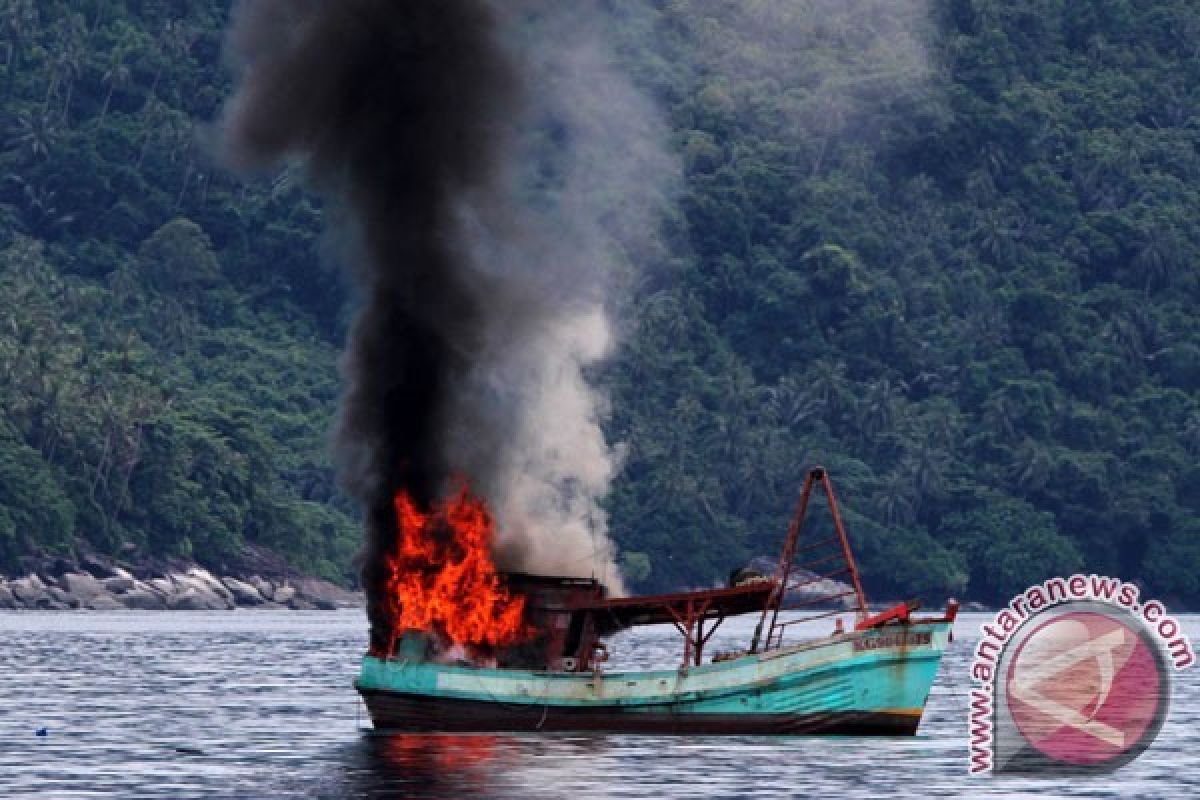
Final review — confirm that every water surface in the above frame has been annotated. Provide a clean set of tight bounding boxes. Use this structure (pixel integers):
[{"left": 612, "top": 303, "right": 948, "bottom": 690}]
[{"left": 1, "top": 610, "right": 1195, "bottom": 798}]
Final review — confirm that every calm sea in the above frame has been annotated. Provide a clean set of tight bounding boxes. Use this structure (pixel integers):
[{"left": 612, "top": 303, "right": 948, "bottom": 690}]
[{"left": 0, "top": 610, "right": 1195, "bottom": 798}]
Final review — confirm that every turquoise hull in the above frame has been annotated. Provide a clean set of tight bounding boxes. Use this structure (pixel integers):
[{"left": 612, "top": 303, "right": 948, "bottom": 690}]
[{"left": 356, "top": 621, "right": 952, "bottom": 735}]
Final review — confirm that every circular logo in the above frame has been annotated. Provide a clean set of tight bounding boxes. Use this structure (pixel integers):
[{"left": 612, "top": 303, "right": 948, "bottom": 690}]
[{"left": 1004, "top": 608, "right": 1168, "bottom": 770}]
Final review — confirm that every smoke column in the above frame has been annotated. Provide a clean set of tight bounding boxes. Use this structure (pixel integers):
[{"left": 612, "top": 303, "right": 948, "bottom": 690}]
[{"left": 220, "top": 0, "right": 673, "bottom": 648}]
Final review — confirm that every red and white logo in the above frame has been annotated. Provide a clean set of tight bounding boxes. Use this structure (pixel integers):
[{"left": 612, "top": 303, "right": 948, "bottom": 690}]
[
  {"left": 967, "top": 575, "right": 1192, "bottom": 775},
  {"left": 1005, "top": 609, "right": 1166, "bottom": 769}
]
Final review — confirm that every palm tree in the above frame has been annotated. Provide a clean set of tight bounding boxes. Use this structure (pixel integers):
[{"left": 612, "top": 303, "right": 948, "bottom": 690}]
[
  {"left": 111, "top": 392, "right": 160, "bottom": 515},
  {"left": 10, "top": 175, "right": 72, "bottom": 236},
  {"left": 145, "top": 19, "right": 197, "bottom": 103},
  {"left": 1181, "top": 413, "right": 1200, "bottom": 458},
  {"left": 726, "top": 440, "right": 776, "bottom": 518},
  {"left": 873, "top": 470, "right": 917, "bottom": 526},
  {"left": 972, "top": 208, "right": 1023, "bottom": 266},
  {"left": 133, "top": 105, "right": 196, "bottom": 200},
  {"left": 980, "top": 141, "right": 1008, "bottom": 180},
  {"left": 162, "top": 109, "right": 194, "bottom": 164},
  {"left": 106, "top": 264, "right": 140, "bottom": 309},
  {"left": 766, "top": 373, "right": 810, "bottom": 428},
  {"left": 982, "top": 390, "right": 1020, "bottom": 441},
  {"left": 901, "top": 441, "right": 950, "bottom": 507},
  {"left": 41, "top": 14, "right": 86, "bottom": 121},
  {"left": 855, "top": 376, "right": 905, "bottom": 440},
  {"left": 0, "top": 0, "right": 37, "bottom": 96},
  {"left": 58, "top": 21, "right": 88, "bottom": 122},
  {"left": 1106, "top": 314, "right": 1146, "bottom": 372},
  {"left": 804, "top": 357, "right": 850, "bottom": 424},
  {"left": 1132, "top": 220, "right": 1183, "bottom": 291},
  {"left": 98, "top": 50, "right": 132, "bottom": 123},
  {"left": 9, "top": 108, "right": 59, "bottom": 161},
  {"left": 1009, "top": 439, "right": 1054, "bottom": 493}
]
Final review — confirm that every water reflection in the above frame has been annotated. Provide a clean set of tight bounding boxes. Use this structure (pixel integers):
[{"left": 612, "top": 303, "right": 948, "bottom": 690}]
[
  {"left": 318, "top": 732, "right": 601, "bottom": 799},
  {"left": 360, "top": 733, "right": 507, "bottom": 797}
]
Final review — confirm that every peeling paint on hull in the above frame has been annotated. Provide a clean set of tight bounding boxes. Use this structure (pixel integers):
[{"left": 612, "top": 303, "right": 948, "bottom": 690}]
[
  {"left": 359, "top": 689, "right": 923, "bottom": 734},
  {"left": 355, "top": 621, "right": 952, "bottom": 736}
]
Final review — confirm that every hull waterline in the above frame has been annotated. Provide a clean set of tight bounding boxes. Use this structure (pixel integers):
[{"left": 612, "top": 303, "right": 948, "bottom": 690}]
[{"left": 357, "top": 689, "right": 923, "bottom": 734}]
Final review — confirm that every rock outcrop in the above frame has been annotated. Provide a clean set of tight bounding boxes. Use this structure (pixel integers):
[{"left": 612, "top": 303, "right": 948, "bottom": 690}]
[
  {"left": 222, "top": 577, "right": 268, "bottom": 606},
  {"left": 0, "top": 554, "right": 363, "bottom": 612},
  {"left": 741, "top": 556, "right": 860, "bottom": 609}
]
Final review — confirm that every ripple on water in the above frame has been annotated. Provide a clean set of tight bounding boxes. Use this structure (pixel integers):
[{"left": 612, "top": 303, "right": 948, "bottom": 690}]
[{"left": 0, "top": 611, "right": 1195, "bottom": 799}]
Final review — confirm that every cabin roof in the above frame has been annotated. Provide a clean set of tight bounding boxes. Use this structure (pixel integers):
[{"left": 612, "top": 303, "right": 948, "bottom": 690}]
[{"left": 573, "top": 581, "right": 776, "bottom": 632}]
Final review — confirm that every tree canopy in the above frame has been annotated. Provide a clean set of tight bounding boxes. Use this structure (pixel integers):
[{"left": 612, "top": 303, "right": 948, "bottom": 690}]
[{"left": 0, "top": 0, "right": 1196, "bottom": 606}]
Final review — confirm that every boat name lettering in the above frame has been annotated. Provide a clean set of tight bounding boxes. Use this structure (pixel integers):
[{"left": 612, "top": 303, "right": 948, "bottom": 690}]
[{"left": 853, "top": 631, "right": 931, "bottom": 651}]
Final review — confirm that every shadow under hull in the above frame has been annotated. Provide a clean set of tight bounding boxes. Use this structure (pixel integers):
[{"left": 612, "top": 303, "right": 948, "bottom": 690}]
[{"left": 360, "top": 688, "right": 922, "bottom": 735}]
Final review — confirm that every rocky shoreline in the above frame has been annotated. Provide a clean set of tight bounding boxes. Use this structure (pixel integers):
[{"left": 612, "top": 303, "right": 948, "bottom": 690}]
[{"left": 0, "top": 553, "right": 363, "bottom": 612}]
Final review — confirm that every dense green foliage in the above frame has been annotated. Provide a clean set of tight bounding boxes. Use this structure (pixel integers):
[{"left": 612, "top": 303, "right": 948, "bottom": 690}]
[
  {"left": 603, "top": 0, "right": 1200, "bottom": 605},
  {"left": 1, "top": 1, "right": 1197, "bottom": 604},
  {"left": 0, "top": 0, "right": 356, "bottom": 581}
]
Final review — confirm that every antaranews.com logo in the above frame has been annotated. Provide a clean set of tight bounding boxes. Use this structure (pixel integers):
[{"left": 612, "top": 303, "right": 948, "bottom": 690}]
[{"left": 968, "top": 574, "right": 1194, "bottom": 775}]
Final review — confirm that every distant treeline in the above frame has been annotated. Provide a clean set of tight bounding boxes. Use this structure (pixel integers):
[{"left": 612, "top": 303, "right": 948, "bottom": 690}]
[{"left": 0, "top": 1, "right": 1197, "bottom": 606}]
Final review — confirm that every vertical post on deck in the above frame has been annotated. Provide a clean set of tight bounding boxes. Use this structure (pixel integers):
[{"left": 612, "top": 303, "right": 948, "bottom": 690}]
[
  {"left": 681, "top": 598, "right": 694, "bottom": 672},
  {"left": 692, "top": 599, "right": 713, "bottom": 666}
]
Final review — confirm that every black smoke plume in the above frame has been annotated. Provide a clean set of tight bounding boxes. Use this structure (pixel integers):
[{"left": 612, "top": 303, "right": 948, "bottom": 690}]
[
  {"left": 221, "top": 0, "right": 521, "bottom": 650},
  {"left": 221, "top": 0, "right": 676, "bottom": 651}
]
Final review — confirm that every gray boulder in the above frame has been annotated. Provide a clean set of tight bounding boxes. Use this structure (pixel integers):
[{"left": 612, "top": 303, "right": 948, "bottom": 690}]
[
  {"left": 44, "top": 588, "right": 79, "bottom": 609},
  {"left": 167, "top": 587, "right": 230, "bottom": 611},
  {"left": 272, "top": 585, "right": 296, "bottom": 604},
  {"left": 43, "top": 557, "right": 75, "bottom": 581},
  {"left": 287, "top": 595, "right": 317, "bottom": 611},
  {"left": 103, "top": 576, "right": 136, "bottom": 593},
  {"left": 62, "top": 572, "right": 107, "bottom": 600},
  {"left": 0, "top": 585, "right": 16, "bottom": 609},
  {"left": 11, "top": 575, "right": 46, "bottom": 605},
  {"left": 251, "top": 576, "right": 275, "bottom": 599},
  {"left": 85, "top": 595, "right": 126, "bottom": 611},
  {"left": 120, "top": 589, "right": 166, "bottom": 610},
  {"left": 147, "top": 578, "right": 175, "bottom": 596},
  {"left": 180, "top": 569, "right": 234, "bottom": 603},
  {"left": 80, "top": 554, "right": 119, "bottom": 579},
  {"left": 221, "top": 577, "right": 266, "bottom": 606},
  {"left": 292, "top": 577, "right": 363, "bottom": 609}
]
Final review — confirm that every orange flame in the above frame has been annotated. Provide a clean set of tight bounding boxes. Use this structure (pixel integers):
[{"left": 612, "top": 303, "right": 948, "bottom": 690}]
[{"left": 379, "top": 483, "right": 527, "bottom": 657}]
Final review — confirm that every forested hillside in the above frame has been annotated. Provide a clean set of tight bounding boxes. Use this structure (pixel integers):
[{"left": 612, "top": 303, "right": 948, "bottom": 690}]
[
  {"left": 0, "top": 0, "right": 357, "bottom": 581},
  {"left": 2, "top": 1, "right": 1197, "bottom": 605}
]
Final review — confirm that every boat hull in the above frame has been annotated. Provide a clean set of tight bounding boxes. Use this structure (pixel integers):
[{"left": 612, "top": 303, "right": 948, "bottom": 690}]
[
  {"left": 356, "top": 621, "right": 951, "bottom": 736},
  {"left": 358, "top": 687, "right": 922, "bottom": 734}
]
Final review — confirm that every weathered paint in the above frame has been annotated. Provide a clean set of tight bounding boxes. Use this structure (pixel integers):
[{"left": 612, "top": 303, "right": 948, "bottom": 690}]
[{"left": 356, "top": 621, "right": 952, "bottom": 734}]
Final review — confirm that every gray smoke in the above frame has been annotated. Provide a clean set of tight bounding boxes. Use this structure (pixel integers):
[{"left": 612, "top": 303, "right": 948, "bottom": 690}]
[
  {"left": 671, "top": 0, "right": 937, "bottom": 170},
  {"left": 452, "top": 4, "right": 677, "bottom": 589},
  {"left": 219, "top": 0, "right": 675, "bottom": 644}
]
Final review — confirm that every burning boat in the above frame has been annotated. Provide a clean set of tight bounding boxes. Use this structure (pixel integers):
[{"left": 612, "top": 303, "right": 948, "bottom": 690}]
[{"left": 355, "top": 467, "right": 958, "bottom": 735}]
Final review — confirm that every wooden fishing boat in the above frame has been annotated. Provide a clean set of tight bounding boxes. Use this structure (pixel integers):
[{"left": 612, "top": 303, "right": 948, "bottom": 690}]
[{"left": 355, "top": 466, "right": 958, "bottom": 735}]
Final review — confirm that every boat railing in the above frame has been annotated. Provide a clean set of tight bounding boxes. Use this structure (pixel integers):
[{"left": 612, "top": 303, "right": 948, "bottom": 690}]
[
  {"left": 767, "top": 607, "right": 852, "bottom": 650},
  {"left": 620, "top": 467, "right": 933, "bottom": 672}
]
